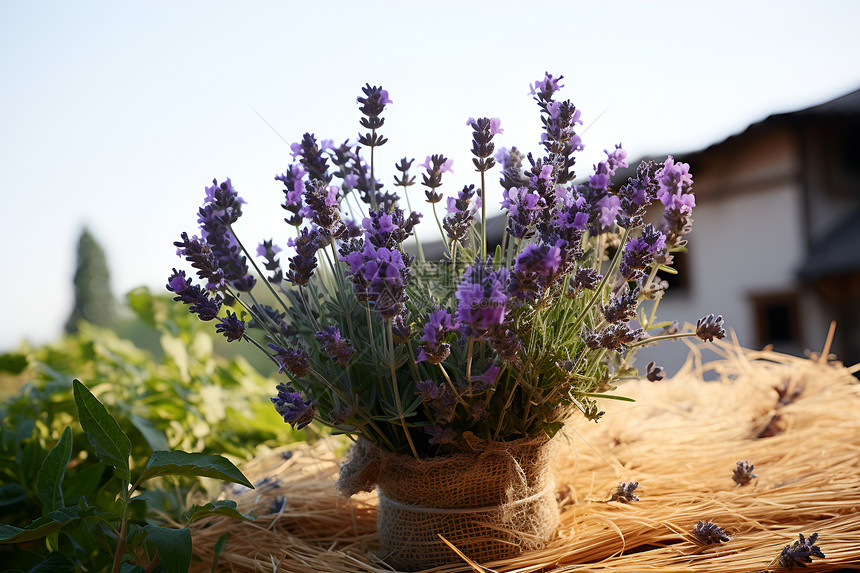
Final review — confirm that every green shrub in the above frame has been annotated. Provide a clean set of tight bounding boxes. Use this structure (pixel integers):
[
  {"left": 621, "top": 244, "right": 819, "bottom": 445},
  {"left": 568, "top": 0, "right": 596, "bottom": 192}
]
[{"left": 0, "top": 288, "right": 303, "bottom": 535}]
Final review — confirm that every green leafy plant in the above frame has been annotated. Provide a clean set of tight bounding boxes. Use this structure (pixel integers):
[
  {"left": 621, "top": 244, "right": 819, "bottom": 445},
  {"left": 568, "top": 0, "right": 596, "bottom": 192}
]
[
  {"left": 0, "top": 379, "right": 253, "bottom": 573},
  {"left": 0, "top": 288, "right": 302, "bottom": 521},
  {"left": 1, "top": 289, "right": 304, "bottom": 569}
]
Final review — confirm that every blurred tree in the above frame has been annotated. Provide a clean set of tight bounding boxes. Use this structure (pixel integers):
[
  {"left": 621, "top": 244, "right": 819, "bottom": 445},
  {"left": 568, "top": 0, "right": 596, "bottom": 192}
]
[{"left": 65, "top": 227, "right": 115, "bottom": 333}]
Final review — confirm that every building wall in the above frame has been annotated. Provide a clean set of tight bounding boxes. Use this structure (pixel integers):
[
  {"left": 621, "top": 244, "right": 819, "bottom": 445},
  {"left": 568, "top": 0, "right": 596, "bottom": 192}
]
[{"left": 636, "top": 125, "right": 812, "bottom": 374}]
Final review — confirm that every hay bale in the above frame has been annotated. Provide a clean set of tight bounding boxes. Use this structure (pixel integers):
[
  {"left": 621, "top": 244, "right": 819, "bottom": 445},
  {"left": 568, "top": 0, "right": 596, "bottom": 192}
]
[{"left": 191, "top": 342, "right": 860, "bottom": 572}]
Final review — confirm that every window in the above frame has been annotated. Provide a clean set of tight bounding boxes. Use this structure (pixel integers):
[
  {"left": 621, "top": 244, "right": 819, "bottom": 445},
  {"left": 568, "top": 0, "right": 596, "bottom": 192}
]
[{"left": 751, "top": 292, "right": 802, "bottom": 351}]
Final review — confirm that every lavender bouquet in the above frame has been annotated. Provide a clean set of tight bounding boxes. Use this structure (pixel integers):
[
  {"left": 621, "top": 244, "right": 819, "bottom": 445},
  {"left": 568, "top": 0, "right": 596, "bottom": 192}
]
[{"left": 167, "top": 73, "right": 724, "bottom": 459}]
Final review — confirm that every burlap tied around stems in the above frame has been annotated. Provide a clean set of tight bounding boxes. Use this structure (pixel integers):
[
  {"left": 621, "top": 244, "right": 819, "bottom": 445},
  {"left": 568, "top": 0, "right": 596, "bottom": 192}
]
[{"left": 337, "top": 435, "right": 560, "bottom": 570}]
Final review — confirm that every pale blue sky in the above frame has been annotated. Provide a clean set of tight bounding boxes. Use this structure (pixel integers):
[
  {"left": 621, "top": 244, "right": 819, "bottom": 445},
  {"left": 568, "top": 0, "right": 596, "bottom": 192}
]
[{"left": 3, "top": 0, "right": 860, "bottom": 350}]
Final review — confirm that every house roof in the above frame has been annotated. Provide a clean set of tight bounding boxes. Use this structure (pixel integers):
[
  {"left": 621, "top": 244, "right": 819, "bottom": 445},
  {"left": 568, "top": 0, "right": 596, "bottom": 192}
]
[
  {"left": 411, "top": 86, "right": 860, "bottom": 262},
  {"left": 775, "top": 86, "right": 860, "bottom": 118},
  {"left": 678, "top": 86, "right": 860, "bottom": 162}
]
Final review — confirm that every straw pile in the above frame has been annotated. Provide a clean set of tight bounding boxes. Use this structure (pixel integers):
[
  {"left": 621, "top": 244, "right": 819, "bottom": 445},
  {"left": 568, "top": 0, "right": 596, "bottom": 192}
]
[{"left": 190, "top": 338, "right": 860, "bottom": 572}]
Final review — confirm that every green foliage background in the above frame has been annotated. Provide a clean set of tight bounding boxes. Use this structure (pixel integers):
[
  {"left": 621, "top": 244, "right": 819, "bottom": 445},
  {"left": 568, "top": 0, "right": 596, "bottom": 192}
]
[{"left": 0, "top": 287, "right": 303, "bottom": 560}]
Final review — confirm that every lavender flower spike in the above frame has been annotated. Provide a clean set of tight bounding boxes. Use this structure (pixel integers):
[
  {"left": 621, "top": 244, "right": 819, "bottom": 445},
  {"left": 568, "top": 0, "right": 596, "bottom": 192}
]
[
  {"left": 417, "top": 308, "right": 459, "bottom": 364},
  {"left": 456, "top": 258, "right": 509, "bottom": 338},
  {"left": 696, "top": 314, "right": 726, "bottom": 342},
  {"left": 166, "top": 268, "right": 222, "bottom": 321},
  {"left": 443, "top": 184, "right": 481, "bottom": 242},
  {"left": 271, "top": 383, "right": 315, "bottom": 429},
  {"left": 315, "top": 325, "right": 356, "bottom": 366},
  {"left": 268, "top": 343, "right": 309, "bottom": 377},
  {"left": 215, "top": 311, "right": 246, "bottom": 342}
]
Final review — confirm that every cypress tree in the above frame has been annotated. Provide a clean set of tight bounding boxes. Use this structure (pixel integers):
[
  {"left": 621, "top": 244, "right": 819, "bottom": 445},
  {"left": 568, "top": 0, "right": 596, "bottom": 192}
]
[{"left": 65, "top": 227, "right": 115, "bottom": 333}]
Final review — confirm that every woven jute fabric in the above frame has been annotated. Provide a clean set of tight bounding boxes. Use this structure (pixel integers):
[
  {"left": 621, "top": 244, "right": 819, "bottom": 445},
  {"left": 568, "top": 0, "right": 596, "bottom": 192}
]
[{"left": 337, "top": 435, "right": 560, "bottom": 570}]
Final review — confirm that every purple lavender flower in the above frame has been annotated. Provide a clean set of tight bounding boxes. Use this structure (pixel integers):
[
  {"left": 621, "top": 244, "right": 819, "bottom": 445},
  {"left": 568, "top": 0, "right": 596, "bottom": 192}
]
[
  {"left": 393, "top": 157, "right": 416, "bottom": 189},
  {"left": 529, "top": 72, "right": 564, "bottom": 100},
  {"left": 456, "top": 259, "right": 509, "bottom": 338},
  {"left": 501, "top": 185, "right": 545, "bottom": 238},
  {"left": 588, "top": 163, "right": 611, "bottom": 191},
  {"left": 276, "top": 164, "right": 307, "bottom": 226},
  {"left": 520, "top": 156, "right": 559, "bottom": 222},
  {"left": 596, "top": 195, "right": 621, "bottom": 227},
  {"left": 617, "top": 161, "right": 658, "bottom": 228},
  {"left": 286, "top": 227, "right": 321, "bottom": 287},
  {"left": 315, "top": 325, "right": 356, "bottom": 366},
  {"left": 417, "top": 308, "right": 459, "bottom": 364},
  {"left": 271, "top": 383, "right": 315, "bottom": 429},
  {"left": 344, "top": 241, "right": 409, "bottom": 319},
  {"left": 515, "top": 242, "right": 563, "bottom": 278},
  {"left": 361, "top": 207, "right": 421, "bottom": 250},
  {"left": 529, "top": 72, "right": 581, "bottom": 184},
  {"left": 657, "top": 156, "right": 696, "bottom": 248},
  {"left": 196, "top": 178, "right": 257, "bottom": 292},
  {"left": 198, "top": 178, "right": 245, "bottom": 232},
  {"left": 417, "top": 379, "right": 456, "bottom": 424},
  {"left": 602, "top": 287, "right": 639, "bottom": 324},
  {"left": 508, "top": 240, "right": 565, "bottom": 302},
  {"left": 620, "top": 225, "right": 666, "bottom": 280},
  {"left": 257, "top": 239, "right": 283, "bottom": 283},
  {"left": 467, "top": 117, "right": 503, "bottom": 173},
  {"left": 391, "top": 312, "right": 411, "bottom": 344},
  {"left": 554, "top": 192, "right": 590, "bottom": 231},
  {"left": 301, "top": 180, "right": 341, "bottom": 233},
  {"left": 166, "top": 268, "right": 222, "bottom": 321},
  {"left": 443, "top": 184, "right": 481, "bottom": 242},
  {"left": 604, "top": 144, "right": 629, "bottom": 176},
  {"left": 656, "top": 156, "right": 694, "bottom": 210},
  {"left": 357, "top": 84, "right": 392, "bottom": 148},
  {"left": 696, "top": 314, "right": 726, "bottom": 342},
  {"left": 215, "top": 311, "right": 246, "bottom": 342},
  {"left": 421, "top": 154, "right": 453, "bottom": 203},
  {"left": 550, "top": 190, "right": 588, "bottom": 262},
  {"left": 268, "top": 343, "right": 310, "bottom": 377},
  {"left": 470, "top": 402, "right": 489, "bottom": 421},
  {"left": 497, "top": 146, "right": 528, "bottom": 193},
  {"left": 621, "top": 161, "right": 656, "bottom": 207},
  {"left": 173, "top": 233, "right": 226, "bottom": 291},
  {"left": 569, "top": 267, "right": 602, "bottom": 293},
  {"left": 291, "top": 133, "right": 331, "bottom": 184}
]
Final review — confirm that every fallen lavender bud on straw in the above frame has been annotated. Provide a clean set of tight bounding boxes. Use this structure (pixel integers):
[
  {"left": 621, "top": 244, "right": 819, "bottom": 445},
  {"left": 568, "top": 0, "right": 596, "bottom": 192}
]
[
  {"left": 777, "top": 533, "right": 824, "bottom": 569},
  {"left": 692, "top": 521, "right": 731, "bottom": 544},
  {"left": 732, "top": 460, "right": 757, "bottom": 486},
  {"left": 609, "top": 481, "right": 639, "bottom": 503}
]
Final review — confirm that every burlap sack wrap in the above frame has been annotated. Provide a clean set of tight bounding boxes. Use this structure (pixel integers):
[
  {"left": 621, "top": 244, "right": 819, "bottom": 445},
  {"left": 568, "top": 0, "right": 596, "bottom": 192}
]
[{"left": 337, "top": 435, "right": 560, "bottom": 570}]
